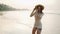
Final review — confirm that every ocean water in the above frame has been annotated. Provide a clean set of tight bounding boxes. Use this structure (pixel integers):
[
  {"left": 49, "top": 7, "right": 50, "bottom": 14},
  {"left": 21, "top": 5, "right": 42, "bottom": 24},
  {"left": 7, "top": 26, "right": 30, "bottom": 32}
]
[{"left": 0, "top": 10, "right": 60, "bottom": 34}]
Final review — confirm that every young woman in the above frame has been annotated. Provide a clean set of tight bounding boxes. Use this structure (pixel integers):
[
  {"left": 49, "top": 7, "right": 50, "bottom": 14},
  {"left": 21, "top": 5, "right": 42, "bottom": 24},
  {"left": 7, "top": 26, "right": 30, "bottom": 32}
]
[{"left": 30, "top": 4, "right": 44, "bottom": 34}]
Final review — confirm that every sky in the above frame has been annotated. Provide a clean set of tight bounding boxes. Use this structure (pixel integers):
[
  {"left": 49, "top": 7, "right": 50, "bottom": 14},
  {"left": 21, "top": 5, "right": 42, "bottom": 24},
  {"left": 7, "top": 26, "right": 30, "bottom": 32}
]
[{"left": 0, "top": 0, "right": 59, "bottom": 10}]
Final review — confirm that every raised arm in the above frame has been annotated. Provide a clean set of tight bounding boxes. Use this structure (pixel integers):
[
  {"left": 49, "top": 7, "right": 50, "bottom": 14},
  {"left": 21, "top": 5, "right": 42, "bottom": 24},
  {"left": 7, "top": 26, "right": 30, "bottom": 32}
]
[{"left": 30, "top": 8, "right": 36, "bottom": 17}]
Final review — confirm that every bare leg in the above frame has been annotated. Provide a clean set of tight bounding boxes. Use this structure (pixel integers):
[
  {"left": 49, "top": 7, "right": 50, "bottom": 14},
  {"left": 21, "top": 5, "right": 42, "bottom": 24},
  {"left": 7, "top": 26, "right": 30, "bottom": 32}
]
[
  {"left": 37, "top": 29, "right": 42, "bottom": 34},
  {"left": 32, "top": 27, "right": 37, "bottom": 34}
]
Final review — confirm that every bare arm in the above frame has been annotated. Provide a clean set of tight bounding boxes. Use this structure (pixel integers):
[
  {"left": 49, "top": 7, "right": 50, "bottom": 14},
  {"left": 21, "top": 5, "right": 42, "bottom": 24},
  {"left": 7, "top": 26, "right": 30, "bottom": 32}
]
[{"left": 30, "top": 9, "right": 36, "bottom": 17}]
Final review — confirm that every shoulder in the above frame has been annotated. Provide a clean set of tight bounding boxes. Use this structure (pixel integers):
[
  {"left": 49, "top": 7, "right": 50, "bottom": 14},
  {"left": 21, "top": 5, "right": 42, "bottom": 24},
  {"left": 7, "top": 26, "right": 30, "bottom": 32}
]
[
  {"left": 41, "top": 13, "right": 44, "bottom": 16},
  {"left": 41, "top": 12, "right": 43, "bottom": 14},
  {"left": 39, "top": 13, "right": 44, "bottom": 16}
]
